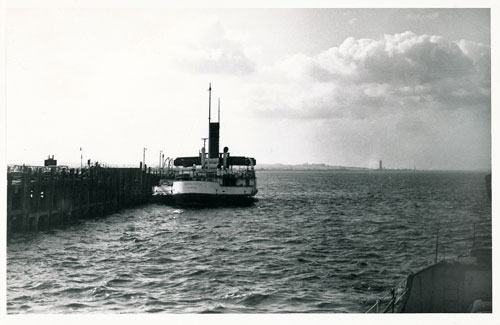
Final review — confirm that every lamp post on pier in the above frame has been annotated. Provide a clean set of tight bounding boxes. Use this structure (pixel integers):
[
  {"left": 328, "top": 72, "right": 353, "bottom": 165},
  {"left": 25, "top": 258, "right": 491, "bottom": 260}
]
[{"left": 159, "top": 150, "right": 163, "bottom": 177}]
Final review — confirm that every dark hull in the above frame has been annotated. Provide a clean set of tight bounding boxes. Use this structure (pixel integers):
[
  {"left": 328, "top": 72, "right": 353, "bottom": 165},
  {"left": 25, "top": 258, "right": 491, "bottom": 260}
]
[
  {"left": 399, "top": 260, "right": 492, "bottom": 313},
  {"left": 151, "top": 193, "right": 256, "bottom": 207}
]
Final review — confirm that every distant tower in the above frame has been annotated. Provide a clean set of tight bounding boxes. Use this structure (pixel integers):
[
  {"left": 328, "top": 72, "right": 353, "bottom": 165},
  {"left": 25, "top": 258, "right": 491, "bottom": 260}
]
[{"left": 379, "top": 160, "right": 383, "bottom": 170}]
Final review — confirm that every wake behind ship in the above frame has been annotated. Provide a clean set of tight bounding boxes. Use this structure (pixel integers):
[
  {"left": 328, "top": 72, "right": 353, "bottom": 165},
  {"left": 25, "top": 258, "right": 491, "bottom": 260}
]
[{"left": 152, "top": 84, "right": 258, "bottom": 206}]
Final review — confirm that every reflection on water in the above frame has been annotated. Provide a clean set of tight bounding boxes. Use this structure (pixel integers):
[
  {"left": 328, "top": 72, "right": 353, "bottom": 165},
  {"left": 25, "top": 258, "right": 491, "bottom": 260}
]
[{"left": 7, "top": 171, "right": 491, "bottom": 313}]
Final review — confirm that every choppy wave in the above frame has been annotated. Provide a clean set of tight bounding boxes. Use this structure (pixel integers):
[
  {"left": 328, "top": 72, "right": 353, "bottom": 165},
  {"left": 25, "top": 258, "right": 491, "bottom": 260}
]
[{"left": 7, "top": 171, "right": 491, "bottom": 313}]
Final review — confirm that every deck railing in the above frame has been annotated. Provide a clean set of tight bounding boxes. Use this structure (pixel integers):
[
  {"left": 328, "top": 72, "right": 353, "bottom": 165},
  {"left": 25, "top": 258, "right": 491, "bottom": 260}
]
[{"left": 365, "top": 277, "right": 409, "bottom": 313}]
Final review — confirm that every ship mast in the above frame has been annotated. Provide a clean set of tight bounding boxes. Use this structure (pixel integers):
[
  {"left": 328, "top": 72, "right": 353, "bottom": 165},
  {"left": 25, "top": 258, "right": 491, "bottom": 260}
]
[{"left": 208, "top": 83, "right": 211, "bottom": 123}]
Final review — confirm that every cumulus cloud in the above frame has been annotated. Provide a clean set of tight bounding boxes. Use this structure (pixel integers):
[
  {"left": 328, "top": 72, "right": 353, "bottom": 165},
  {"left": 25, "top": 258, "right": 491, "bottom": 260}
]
[
  {"left": 312, "top": 32, "right": 475, "bottom": 83},
  {"left": 175, "top": 20, "right": 255, "bottom": 75},
  {"left": 254, "top": 31, "right": 490, "bottom": 120},
  {"left": 457, "top": 39, "right": 491, "bottom": 80},
  {"left": 405, "top": 11, "right": 440, "bottom": 21},
  {"left": 247, "top": 30, "right": 490, "bottom": 169}
]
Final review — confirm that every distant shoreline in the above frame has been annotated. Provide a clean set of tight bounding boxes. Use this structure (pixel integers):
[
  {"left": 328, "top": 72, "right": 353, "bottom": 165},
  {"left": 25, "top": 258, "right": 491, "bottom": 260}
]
[
  {"left": 6, "top": 162, "right": 490, "bottom": 174},
  {"left": 256, "top": 166, "right": 490, "bottom": 173}
]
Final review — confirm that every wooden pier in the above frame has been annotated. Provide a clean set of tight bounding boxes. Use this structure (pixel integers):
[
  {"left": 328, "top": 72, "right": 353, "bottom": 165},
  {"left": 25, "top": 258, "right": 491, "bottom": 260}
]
[{"left": 6, "top": 163, "right": 160, "bottom": 235}]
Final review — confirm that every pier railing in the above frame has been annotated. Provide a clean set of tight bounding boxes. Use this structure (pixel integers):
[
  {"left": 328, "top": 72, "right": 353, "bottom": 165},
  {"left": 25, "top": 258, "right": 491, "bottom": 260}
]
[{"left": 6, "top": 164, "right": 160, "bottom": 235}]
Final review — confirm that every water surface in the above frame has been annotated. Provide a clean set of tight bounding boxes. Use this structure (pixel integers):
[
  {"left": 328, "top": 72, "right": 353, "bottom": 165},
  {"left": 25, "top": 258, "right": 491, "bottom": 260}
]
[{"left": 7, "top": 170, "right": 491, "bottom": 313}]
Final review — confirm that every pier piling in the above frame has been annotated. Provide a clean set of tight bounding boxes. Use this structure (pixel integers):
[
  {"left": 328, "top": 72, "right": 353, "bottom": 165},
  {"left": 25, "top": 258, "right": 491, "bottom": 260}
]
[{"left": 6, "top": 164, "right": 160, "bottom": 235}]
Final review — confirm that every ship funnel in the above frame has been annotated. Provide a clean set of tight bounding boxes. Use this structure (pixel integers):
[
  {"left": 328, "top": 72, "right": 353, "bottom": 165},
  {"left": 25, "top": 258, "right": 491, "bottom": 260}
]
[
  {"left": 209, "top": 122, "right": 220, "bottom": 159},
  {"left": 208, "top": 83, "right": 219, "bottom": 159}
]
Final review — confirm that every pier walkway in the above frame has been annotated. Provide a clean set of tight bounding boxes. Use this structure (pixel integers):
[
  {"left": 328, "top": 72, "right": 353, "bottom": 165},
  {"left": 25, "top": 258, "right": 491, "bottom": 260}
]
[{"left": 6, "top": 163, "right": 160, "bottom": 235}]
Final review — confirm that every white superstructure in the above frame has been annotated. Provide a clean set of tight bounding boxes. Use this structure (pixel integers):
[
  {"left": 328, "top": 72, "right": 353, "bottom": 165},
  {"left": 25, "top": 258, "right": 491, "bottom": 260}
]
[{"left": 152, "top": 84, "right": 258, "bottom": 206}]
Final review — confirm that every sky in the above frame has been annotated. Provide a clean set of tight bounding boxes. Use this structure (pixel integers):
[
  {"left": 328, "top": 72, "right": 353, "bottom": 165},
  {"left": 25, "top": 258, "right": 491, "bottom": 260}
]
[{"left": 4, "top": 8, "right": 491, "bottom": 170}]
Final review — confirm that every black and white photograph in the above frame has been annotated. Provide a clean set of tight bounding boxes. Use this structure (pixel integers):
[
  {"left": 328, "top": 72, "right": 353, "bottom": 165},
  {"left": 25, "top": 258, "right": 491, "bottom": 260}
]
[{"left": 2, "top": 1, "right": 496, "bottom": 323}]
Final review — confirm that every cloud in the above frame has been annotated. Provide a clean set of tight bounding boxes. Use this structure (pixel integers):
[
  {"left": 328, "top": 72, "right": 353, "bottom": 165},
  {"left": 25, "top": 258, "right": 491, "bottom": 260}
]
[
  {"left": 175, "top": 20, "right": 256, "bottom": 75},
  {"left": 405, "top": 11, "right": 440, "bottom": 21},
  {"left": 457, "top": 39, "right": 491, "bottom": 80},
  {"left": 312, "top": 32, "right": 475, "bottom": 84},
  {"left": 245, "top": 30, "right": 490, "bottom": 169},
  {"left": 253, "top": 31, "right": 490, "bottom": 120},
  {"left": 348, "top": 18, "right": 358, "bottom": 25}
]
